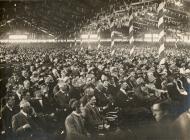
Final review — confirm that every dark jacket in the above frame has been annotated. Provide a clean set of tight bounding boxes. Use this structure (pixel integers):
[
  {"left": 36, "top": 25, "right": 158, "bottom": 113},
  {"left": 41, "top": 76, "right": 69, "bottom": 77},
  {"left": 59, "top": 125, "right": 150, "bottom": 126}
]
[
  {"left": 54, "top": 90, "right": 71, "bottom": 109},
  {"left": 1, "top": 105, "right": 16, "bottom": 138},
  {"left": 94, "top": 88, "right": 114, "bottom": 108},
  {"left": 65, "top": 112, "right": 88, "bottom": 140},
  {"left": 12, "top": 111, "right": 42, "bottom": 140},
  {"left": 115, "top": 89, "right": 129, "bottom": 108},
  {"left": 84, "top": 103, "right": 102, "bottom": 133}
]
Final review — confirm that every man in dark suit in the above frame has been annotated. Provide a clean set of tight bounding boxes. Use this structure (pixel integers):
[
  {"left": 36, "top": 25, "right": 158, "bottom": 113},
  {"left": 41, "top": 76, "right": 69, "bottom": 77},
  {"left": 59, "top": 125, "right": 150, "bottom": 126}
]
[
  {"left": 14, "top": 86, "right": 24, "bottom": 112},
  {"left": 65, "top": 99, "right": 88, "bottom": 140},
  {"left": 115, "top": 81, "right": 130, "bottom": 108},
  {"left": 12, "top": 100, "right": 44, "bottom": 140},
  {"left": 31, "top": 90, "right": 52, "bottom": 114},
  {"left": 94, "top": 82, "right": 114, "bottom": 112},
  {"left": 30, "top": 90, "right": 56, "bottom": 135},
  {"left": 1, "top": 96, "right": 16, "bottom": 140},
  {"left": 54, "top": 82, "right": 72, "bottom": 124},
  {"left": 84, "top": 90, "right": 103, "bottom": 136}
]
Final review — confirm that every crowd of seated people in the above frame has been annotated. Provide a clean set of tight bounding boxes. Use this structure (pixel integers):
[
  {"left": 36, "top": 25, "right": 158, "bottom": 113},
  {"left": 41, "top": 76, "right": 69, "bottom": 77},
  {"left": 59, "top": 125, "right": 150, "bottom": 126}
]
[{"left": 0, "top": 42, "right": 190, "bottom": 140}]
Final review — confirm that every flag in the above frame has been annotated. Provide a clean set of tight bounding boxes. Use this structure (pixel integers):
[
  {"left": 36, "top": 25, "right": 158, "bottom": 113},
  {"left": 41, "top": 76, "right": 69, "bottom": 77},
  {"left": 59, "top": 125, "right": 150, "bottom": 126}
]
[
  {"left": 97, "top": 28, "right": 101, "bottom": 34},
  {"left": 129, "top": 36, "right": 134, "bottom": 44},
  {"left": 111, "top": 40, "right": 115, "bottom": 47},
  {"left": 129, "top": 14, "right": 133, "bottom": 24},
  {"left": 111, "top": 31, "right": 115, "bottom": 38},
  {"left": 158, "top": 30, "right": 165, "bottom": 41},
  {"left": 158, "top": 17, "right": 164, "bottom": 28},
  {"left": 130, "top": 46, "right": 135, "bottom": 55},
  {"left": 157, "top": 2, "right": 165, "bottom": 13},
  {"left": 98, "top": 44, "right": 101, "bottom": 49},
  {"left": 129, "top": 25, "right": 134, "bottom": 34},
  {"left": 111, "top": 49, "right": 115, "bottom": 56},
  {"left": 175, "top": 40, "right": 178, "bottom": 48},
  {"left": 159, "top": 58, "right": 166, "bottom": 65},
  {"left": 158, "top": 43, "right": 165, "bottom": 56},
  {"left": 74, "top": 37, "right": 77, "bottom": 46}
]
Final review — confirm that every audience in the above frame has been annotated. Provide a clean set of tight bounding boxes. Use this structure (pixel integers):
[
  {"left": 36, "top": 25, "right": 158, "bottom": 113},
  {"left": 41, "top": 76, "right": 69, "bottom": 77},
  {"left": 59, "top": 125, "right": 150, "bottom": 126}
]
[{"left": 0, "top": 42, "right": 190, "bottom": 140}]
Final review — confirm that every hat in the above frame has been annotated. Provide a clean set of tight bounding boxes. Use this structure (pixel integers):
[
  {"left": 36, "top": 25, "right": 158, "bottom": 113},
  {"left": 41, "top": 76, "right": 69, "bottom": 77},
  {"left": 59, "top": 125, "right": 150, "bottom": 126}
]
[{"left": 69, "top": 98, "right": 79, "bottom": 109}]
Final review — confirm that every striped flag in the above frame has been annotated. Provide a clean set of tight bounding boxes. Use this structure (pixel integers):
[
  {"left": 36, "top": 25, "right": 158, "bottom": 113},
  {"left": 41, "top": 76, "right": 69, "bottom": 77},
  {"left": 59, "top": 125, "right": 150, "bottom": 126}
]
[
  {"left": 157, "top": 1, "right": 166, "bottom": 65},
  {"left": 97, "top": 28, "right": 101, "bottom": 50},
  {"left": 111, "top": 40, "right": 115, "bottom": 47},
  {"left": 157, "top": 2, "right": 166, "bottom": 13},
  {"left": 129, "top": 36, "right": 134, "bottom": 44},
  {"left": 175, "top": 40, "right": 178, "bottom": 48},
  {"left": 74, "top": 37, "right": 77, "bottom": 47},
  {"left": 159, "top": 58, "right": 166, "bottom": 65},
  {"left": 111, "top": 49, "right": 115, "bottom": 56},
  {"left": 111, "top": 31, "right": 115, "bottom": 48},
  {"left": 80, "top": 38, "right": 83, "bottom": 46},
  {"left": 158, "top": 17, "right": 164, "bottom": 28},
  {"left": 111, "top": 31, "right": 115, "bottom": 37},
  {"left": 129, "top": 25, "right": 134, "bottom": 34},
  {"left": 129, "top": 14, "right": 133, "bottom": 24},
  {"left": 97, "top": 44, "right": 101, "bottom": 49},
  {"left": 158, "top": 30, "right": 165, "bottom": 41},
  {"left": 158, "top": 43, "right": 165, "bottom": 56},
  {"left": 130, "top": 46, "right": 135, "bottom": 55}
]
